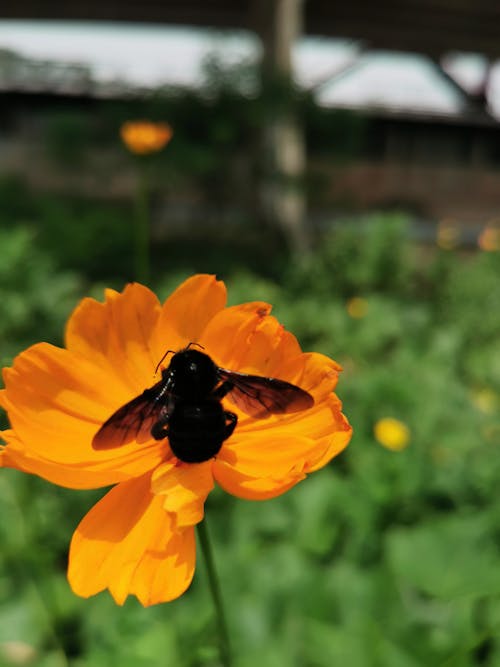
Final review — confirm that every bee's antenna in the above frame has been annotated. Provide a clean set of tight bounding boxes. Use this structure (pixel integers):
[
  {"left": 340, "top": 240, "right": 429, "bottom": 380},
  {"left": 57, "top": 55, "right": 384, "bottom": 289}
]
[
  {"left": 154, "top": 343, "right": 205, "bottom": 375},
  {"left": 154, "top": 349, "right": 175, "bottom": 375}
]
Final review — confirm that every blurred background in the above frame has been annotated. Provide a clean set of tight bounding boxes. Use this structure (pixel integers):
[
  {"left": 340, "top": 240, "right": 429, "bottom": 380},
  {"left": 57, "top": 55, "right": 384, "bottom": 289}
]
[{"left": 1, "top": 1, "right": 500, "bottom": 665}]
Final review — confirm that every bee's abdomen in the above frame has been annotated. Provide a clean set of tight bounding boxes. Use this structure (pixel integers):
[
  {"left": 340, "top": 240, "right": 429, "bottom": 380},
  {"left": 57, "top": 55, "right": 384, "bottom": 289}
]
[{"left": 167, "top": 400, "right": 227, "bottom": 463}]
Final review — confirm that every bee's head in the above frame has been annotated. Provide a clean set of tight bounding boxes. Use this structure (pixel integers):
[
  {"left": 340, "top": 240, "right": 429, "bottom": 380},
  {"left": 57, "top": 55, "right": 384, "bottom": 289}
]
[{"left": 166, "top": 348, "right": 218, "bottom": 398}]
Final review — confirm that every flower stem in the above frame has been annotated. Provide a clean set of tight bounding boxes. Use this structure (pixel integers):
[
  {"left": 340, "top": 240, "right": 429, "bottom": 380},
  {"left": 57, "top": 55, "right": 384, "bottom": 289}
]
[
  {"left": 196, "top": 519, "right": 232, "bottom": 667},
  {"left": 134, "top": 165, "right": 150, "bottom": 284}
]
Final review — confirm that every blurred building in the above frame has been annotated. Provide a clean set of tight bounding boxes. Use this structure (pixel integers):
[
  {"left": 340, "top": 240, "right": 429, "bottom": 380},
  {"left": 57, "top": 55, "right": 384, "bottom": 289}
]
[{"left": 1, "top": 8, "right": 500, "bottom": 245}]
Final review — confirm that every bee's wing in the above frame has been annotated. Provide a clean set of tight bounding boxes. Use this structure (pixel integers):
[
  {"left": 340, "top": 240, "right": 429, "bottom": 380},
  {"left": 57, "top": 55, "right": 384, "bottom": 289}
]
[
  {"left": 217, "top": 368, "right": 314, "bottom": 419},
  {"left": 92, "top": 380, "right": 171, "bottom": 450}
]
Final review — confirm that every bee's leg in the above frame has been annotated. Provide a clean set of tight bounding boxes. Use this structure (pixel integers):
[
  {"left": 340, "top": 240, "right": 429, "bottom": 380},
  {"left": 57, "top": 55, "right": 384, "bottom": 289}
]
[
  {"left": 151, "top": 417, "right": 169, "bottom": 441},
  {"left": 213, "top": 381, "right": 233, "bottom": 400},
  {"left": 223, "top": 411, "right": 238, "bottom": 439}
]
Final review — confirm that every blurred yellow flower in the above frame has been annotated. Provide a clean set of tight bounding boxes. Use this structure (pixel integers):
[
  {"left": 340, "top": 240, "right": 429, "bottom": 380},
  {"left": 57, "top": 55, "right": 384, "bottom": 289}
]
[
  {"left": 374, "top": 417, "right": 410, "bottom": 451},
  {"left": 478, "top": 224, "right": 500, "bottom": 252},
  {"left": 470, "top": 388, "right": 499, "bottom": 415},
  {"left": 346, "top": 297, "right": 368, "bottom": 319},
  {"left": 436, "top": 219, "right": 460, "bottom": 250},
  {"left": 0, "top": 641, "right": 37, "bottom": 665},
  {"left": 120, "top": 120, "right": 173, "bottom": 155}
]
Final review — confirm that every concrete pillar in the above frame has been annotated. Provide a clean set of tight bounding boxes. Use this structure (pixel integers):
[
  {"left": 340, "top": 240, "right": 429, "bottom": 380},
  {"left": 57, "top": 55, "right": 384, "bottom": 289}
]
[{"left": 252, "top": 0, "right": 311, "bottom": 254}]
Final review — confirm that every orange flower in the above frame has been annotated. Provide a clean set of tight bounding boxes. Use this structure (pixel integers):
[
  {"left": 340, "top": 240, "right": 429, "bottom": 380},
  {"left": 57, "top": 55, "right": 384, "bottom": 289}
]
[
  {"left": 0, "top": 275, "right": 351, "bottom": 606},
  {"left": 120, "top": 120, "right": 173, "bottom": 154},
  {"left": 477, "top": 224, "right": 500, "bottom": 252}
]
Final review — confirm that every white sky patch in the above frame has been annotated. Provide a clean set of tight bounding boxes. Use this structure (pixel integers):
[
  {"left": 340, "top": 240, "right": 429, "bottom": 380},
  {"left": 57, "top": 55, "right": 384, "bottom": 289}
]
[
  {"left": 317, "top": 52, "right": 465, "bottom": 115},
  {"left": 0, "top": 20, "right": 498, "bottom": 118},
  {"left": 442, "top": 52, "right": 489, "bottom": 94},
  {"left": 0, "top": 20, "right": 259, "bottom": 87},
  {"left": 292, "top": 38, "right": 360, "bottom": 88},
  {"left": 487, "top": 66, "right": 500, "bottom": 118}
]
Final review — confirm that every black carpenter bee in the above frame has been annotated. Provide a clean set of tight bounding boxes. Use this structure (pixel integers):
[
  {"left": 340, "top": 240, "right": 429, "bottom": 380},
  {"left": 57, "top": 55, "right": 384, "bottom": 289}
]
[{"left": 92, "top": 345, "right": 314, "bottom": 463}]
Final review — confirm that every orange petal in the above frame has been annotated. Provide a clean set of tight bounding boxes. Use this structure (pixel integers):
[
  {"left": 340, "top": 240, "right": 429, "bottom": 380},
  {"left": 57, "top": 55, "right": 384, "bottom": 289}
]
[
  {"left": 299, "top": 352, "right": 342, "bottom": 401},
  {"left": 199, "top": 302, "right": 273, "bottom": 369},
  {"left": 149, "top": 274, "right": 227, "bottom": 361},
  {"left": 219, "top": 431, "right": 322, "bottom": 477},
  {"left": 151, "top": 460, "right": 214, "bottom": 528},
  {"left": 213, "top": 393, "right": 352, "bottom": 500},
  {"left": 214, "top": 459, "right": 305, "bottom": 500},
  {"left": 65, "top": 283, "right": 162, "bottom": 392},
  {"left": 213, "top": 432, "right": 321, "bottom": 501},
  {"left": 1, "top": 344, "right": 165, "bottom": 479},
  {"left": 68, "top": 474, "right": 196, "bottom": 606},
  {"left": 305, "top": 401, "right": 352, "bottom": 472},
  {"left": 0, "top": 430, "right": 163, "bottom": 489},
  {"left": 235, "top": 393, "right": 346, "bottom": 438},
  {"left": 199, "top": 304, "right": 340, "bottom": 416}
]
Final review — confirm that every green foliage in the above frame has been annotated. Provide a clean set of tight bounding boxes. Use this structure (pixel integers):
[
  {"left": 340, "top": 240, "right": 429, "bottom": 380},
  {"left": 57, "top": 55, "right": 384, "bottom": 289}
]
[
  {"left": 286, "top": 213, "right": 415, "bottom": 299},
  {"left": 43, "top": 111, "right": 94, "bottom": 166},
  {"left": 0, "top": 210, "right": 499, "bottom": 666},
  {"left": 0, "top": 177, "right": 135, "bottom": 284},
  {"left": 0, "top": 226, "right": 81, "bottom": 364}
]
